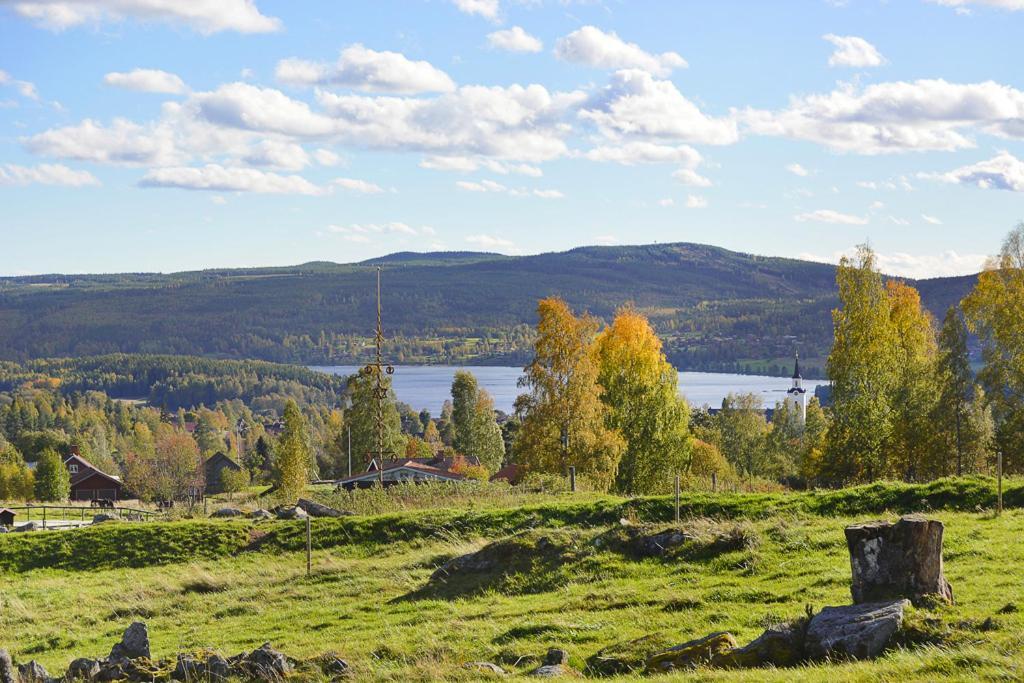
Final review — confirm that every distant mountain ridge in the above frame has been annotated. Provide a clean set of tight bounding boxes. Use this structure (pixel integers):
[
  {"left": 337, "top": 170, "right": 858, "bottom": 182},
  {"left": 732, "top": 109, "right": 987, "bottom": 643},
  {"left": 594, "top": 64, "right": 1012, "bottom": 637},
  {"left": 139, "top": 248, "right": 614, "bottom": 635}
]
[{"left": 0, "top": 243, "right": 978, "bottom": 376}]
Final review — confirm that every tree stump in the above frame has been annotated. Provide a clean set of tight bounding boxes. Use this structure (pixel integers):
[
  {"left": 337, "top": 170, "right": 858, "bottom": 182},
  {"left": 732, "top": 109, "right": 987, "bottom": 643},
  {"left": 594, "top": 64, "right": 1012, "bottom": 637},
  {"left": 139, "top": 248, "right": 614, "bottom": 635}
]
[{"left": 845, "top": 515, "right": 953, "bottom": 606}]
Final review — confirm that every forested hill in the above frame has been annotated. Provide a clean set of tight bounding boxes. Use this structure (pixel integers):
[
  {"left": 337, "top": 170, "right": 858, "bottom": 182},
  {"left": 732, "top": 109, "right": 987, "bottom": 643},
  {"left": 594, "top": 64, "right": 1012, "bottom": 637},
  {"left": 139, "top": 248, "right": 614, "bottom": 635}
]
[{"left": 0, "top": 243, "right": 977, "bottom": 376}]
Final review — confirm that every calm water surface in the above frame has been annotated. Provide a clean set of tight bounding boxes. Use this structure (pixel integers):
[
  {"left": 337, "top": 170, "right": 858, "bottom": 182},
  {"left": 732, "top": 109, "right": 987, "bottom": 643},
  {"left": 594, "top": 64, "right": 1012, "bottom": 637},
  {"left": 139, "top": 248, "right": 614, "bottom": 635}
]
[{"left": 313, "top": 365, "right": 826, "bottom": 415}]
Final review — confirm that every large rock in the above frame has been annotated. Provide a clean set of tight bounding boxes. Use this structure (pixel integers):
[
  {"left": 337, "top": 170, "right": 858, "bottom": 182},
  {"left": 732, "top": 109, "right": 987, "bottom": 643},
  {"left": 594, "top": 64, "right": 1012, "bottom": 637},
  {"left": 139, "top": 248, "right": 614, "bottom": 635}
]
[
  {"left": 275, "top": 506, "right": 308, "bottom": 521},
  {"left": 529, "top": 649, "right": 580, "bottom": 678},
  {"left": 645, "top": 632, "right": 737, "bottom": 673},
  {"left": 846, "top": 516, "right": 953, "bottom": 606},
  {"left": 463, "top": 661, "right": 506, "bottom": 676},
  {"left": 587, "top": 633, "right": 674, "bottom": 676},
  {"left": 248, "top": 509, "right": 273, "bottom": 520},
  {"left": 92, "top": 514, "right": 116, "bottom": 524},
  {"left": 16, "top": 661, "right": 49, "bottom": 683},
  {"left": 66, "top": 658, "right": 101, "bottom": 681},
  {"left": 235, "top": 643, "right": 291, "bottom": 681},
  {"left": 211, "top": 508, "right": 244, "bottom": 519},
  {"left": 718, "top": 621, "right": 806, "bottom": 668},
  {"left": 0, "top": 650, "right": 15, "bottom": 683},
  {"left": 109, "top": 622, "right": 151, "bottom": 661},
  {"left": 805, "top": 600, "right": 909, "bottom": 661},
  {"left": 296, "top": 499, "right": 351, "bottom": 518}
]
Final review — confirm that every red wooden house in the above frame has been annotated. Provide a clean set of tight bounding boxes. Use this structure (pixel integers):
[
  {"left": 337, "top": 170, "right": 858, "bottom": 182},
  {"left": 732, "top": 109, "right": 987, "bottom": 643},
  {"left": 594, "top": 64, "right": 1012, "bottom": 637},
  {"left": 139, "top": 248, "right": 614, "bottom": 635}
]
[{"left": 65, "top": 453, "right": 125, "bottom": 502}]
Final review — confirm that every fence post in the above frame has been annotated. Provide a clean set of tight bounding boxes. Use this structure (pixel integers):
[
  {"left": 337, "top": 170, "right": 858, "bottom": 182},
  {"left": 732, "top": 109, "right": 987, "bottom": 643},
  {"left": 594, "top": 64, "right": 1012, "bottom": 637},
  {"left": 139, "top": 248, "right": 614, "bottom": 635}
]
[
  {"left": 711, "top": 472, "right": 717, "bottom": 493},
  {"left": 674, "top": 474, "right": 680, "bottom": 523},
  {"left": 306, "top": 516, "right": 312, "bottom": 576},
  {"left": 997, "top": 451, "right": 1003, "bottom": 516},
  {"left": 43, "top": 506, "right": 47, "bottom": 530},
  {"left": 568, "top": 466, "right": 576, "bottom": 493}
]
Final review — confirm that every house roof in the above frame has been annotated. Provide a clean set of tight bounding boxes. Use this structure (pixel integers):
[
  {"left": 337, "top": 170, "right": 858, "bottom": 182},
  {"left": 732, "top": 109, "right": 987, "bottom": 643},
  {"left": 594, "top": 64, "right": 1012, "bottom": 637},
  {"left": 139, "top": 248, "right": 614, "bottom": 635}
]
[
  {"left": 337, "top": 460, "right": 467, "bottom": 484},
  {"left": 65, "top": 454, "right": 122, "bottom": 487},
  {"left": 205, "top": 451, "right": 241, "bottom": 470},
  {"left": 368, "top": 455, "right": 480, "bottom": 471},
  {"left": 0, "top": 508, "right": 16, "bottom": 515}
]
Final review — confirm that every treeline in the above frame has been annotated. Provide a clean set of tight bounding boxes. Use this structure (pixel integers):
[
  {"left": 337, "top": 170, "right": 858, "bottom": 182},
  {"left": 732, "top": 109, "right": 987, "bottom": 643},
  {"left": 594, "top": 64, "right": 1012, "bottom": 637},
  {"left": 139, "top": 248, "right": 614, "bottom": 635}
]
[{"left": 0, "top": 354, "right": 346, "bottom": 412}]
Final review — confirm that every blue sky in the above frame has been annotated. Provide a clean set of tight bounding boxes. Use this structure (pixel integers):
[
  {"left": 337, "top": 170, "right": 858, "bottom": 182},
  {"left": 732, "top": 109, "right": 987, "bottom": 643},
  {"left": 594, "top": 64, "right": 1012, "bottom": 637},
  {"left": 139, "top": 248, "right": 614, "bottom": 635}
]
[{"left": 1, "top": 0, "right": 1023, "bottom": 277}]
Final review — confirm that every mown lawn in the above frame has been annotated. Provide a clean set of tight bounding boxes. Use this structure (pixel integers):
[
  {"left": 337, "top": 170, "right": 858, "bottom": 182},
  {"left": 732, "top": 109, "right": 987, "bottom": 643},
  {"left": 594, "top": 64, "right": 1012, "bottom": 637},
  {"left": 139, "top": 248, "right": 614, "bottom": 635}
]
[{"left": 3, "top": 497, "right": 1024, "bottom": 680}]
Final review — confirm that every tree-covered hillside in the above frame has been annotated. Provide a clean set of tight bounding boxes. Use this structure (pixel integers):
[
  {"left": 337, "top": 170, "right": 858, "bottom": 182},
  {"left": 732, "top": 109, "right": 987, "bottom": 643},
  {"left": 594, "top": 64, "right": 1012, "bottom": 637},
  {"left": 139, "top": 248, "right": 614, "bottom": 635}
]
[{"left": 0, "top": 243, "right": 977, "bottom": 375}]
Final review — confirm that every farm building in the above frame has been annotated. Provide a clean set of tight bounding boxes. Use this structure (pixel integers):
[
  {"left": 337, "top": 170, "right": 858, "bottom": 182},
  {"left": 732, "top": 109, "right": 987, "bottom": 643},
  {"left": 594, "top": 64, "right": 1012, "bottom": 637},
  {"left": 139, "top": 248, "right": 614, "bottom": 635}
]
[
  {"left": 0, "top": 508, "right": 15, "bottom": 527},
  {"left": 335, "top": 455, "right": 479, "bottom": 490},
  {"left": 204, "top": 452, "right": 243, "bottom": 494},
  {"left": 66, "top": 453, "right": 125, "bottom": 502}
]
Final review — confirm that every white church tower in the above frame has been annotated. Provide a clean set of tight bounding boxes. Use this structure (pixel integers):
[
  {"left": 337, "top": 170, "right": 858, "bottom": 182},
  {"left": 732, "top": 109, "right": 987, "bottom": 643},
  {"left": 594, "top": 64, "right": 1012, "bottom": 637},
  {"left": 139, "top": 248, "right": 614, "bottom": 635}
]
[{"left": 785, "top": 352, "right": 808, "bottom": 425}]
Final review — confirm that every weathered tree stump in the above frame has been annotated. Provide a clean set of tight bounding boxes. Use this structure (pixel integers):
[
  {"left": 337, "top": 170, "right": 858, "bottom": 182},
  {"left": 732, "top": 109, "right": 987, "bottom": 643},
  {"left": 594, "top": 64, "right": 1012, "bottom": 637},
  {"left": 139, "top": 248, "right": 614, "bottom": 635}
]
[{"left": 845, "top": 515, "right": 953, "bottom": 606}]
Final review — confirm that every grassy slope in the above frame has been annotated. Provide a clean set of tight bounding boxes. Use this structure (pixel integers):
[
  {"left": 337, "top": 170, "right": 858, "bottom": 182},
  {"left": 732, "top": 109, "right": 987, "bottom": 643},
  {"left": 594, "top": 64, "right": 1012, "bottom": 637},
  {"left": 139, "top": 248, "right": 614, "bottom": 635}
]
[{"left": 2, "top": 480, "right": 1024, "bottom": 681}]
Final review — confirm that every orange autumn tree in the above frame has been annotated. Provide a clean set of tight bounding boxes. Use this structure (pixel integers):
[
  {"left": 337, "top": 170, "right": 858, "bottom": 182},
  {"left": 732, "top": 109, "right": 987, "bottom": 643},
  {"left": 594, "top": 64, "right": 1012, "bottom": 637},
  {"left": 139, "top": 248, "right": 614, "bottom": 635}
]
[{"left": 514, "top": 297, "right": 625, "bottom": 491}]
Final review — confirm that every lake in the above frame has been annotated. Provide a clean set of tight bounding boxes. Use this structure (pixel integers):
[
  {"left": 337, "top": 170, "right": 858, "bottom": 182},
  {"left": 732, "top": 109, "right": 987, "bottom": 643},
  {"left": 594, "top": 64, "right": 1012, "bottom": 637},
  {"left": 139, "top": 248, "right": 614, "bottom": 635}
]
[{"left": 312, "top": 365, "right": 826, "bottom": 415}]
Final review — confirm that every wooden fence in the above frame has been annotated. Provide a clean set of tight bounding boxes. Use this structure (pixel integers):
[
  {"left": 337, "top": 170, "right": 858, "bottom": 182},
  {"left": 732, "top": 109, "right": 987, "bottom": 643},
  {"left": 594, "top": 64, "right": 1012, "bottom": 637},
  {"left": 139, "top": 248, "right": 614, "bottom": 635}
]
[{"left": 3, "top": 504, "right": 162, "bottom": 530}]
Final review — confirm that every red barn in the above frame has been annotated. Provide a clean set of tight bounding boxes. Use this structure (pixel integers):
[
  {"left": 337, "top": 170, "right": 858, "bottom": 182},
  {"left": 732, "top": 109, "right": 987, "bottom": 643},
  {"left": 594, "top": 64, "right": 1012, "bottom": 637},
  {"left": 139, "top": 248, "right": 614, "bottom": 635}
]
[{"left": 65, "top": 453, "right": 124, "bottom": 502}]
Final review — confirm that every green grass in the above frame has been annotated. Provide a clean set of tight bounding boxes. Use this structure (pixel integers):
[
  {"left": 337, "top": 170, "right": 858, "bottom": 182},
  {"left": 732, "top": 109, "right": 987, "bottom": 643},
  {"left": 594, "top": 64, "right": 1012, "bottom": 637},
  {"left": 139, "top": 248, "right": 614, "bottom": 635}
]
[{"left": 2, "top": 478, "right": 1024, "bottom": 681}]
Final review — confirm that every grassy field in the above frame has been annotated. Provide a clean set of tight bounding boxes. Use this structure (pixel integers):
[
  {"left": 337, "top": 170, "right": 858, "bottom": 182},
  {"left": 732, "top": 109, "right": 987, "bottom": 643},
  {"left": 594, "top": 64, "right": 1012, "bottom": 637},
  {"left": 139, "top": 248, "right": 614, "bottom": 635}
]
[{"left": 2, "top": 480, "right": 1024, "bottom": 681}]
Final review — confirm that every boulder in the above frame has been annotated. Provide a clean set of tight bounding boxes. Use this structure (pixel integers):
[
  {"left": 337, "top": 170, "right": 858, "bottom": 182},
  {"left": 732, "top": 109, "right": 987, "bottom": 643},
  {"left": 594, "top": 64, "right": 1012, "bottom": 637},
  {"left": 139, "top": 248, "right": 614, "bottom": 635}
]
[
  {"left": 846, "top": 516, "right": 953, "bottom": 606},
  {"left": 248, "top": 509, "right": 273, "bottom": 520},
  {"left": 15, "top": 522, "right": 40, "bottom": 532},
  {"left": 463, "top": 662, "right": 506, "bottom": 676},
  {"left": 645, "top": 632, "right": 737, "bottom": 673},
  {"left": 16, "top": 661, "right": 49, "bottom": 683},
  {"left": 311, "top": 654, "right": 349, "bottom": 678},
  {"left": 0, "top": 650, "right": 14, "bottom": 683},
  {"left": 211, "top": 508, "right": 244, "bottom": 519},
  {"left": 205, "top": 654, "right": 230, "bottom": 681},
  {"left": 92, "top": 514, "right": 116, "bottom": 524},
  {"left": 66, "top": 658, "right": 101, "bottom": 681},
  {"left": 529, "top": 649, "right": 580, "bottom": 678},
  {"left": 237, "top": 643, "right": 290, "bottom": 681},
  {"left": 275, "top": 506, "right": 308, "bottom": 521},
  {"left": 717, "top": 621, "right": 805, "bottom": 668},
  {"left": 172, "top": 654, "right": 202, "bottom": 681},
  {"left": 109, "top": 622, "right": 150, "bottom": 661},
  {"left": 0, "top": 527, "right": 8, "bottom": 533},
  {"left": 296, "top": 499, "right": 352, "bottom": 518},
  {"left": 805, "top": 600, "right": 909, "bottom": 661}
]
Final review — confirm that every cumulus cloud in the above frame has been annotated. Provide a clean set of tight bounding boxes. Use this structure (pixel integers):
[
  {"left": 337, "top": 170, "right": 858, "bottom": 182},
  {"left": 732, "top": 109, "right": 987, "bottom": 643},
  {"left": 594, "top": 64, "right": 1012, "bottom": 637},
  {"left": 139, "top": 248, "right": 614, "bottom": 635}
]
[
  {"left": 0, "top": 69, "right": 39, "bottom": 100},
  {"left": 0, "top": 162, "right": 99, "bottom": 186},
  {"left": 328, "top": 222, "right": 427, "bottom": 241},
  {"left": 103, "top": 69, "right": 187, "bottom": 94},
  {"left": 794, "top": 209, "right": 868, "bottom": 224},
  {"left": 456, "top": 178, "right": 562, "bottom": 198},
  {"left": 921, "top": 213, "right": 943, "bottom": 224},
  {"left": 139, "top": 164, "right": 321, "bottom": 194},
  {"left": 24, "top": 117, "right": 184, "bottom": 165},
  {"left": 799, "top": 248, "right": 987, "bottom": 278},
  {"left": 555, "top": 26, "right": 686, "bottom": 76},
  {"left": 686, "top": 195, "right": 708, "bottom": 208},
  {"left": 240, "top": 139, "right": 310, "bottom": 170},
  {"left": 332, "top": 177, "right": 384, "bottom": 194},
  {"left": 421, "top": 155, "right": 542, "bottom": 176},
  {"left": 935, "top": 151, "right": 1024, "bottom": 191},
  {"left": 743, "top": 78, "right": 1024, "bottom": 154},
  {"left": 313, "top": 148, "right": 341, "bottom": 166},
  {"left": 584, "top": 141, "right": 702, "bottom": 166},
  {"left": 672, "top": 168, "right": 712, "bottom": 187},
  {"left": 580, "top": 69, "right": 738, "bottom": 145},
  {"left": 275, "top": 44, "right": 455, "bottom": 94},
  {"left": 823, "top": 34, "right": 886, "bottom": 67},
  {"left": 194, "top": 83, "right": 338, "bottom": 137},
  {"left": 8, "top": 0, "right": 281, "bottom": 34},
  {"left": 786, "top": 163, "right": 810, "bottom": 176},
  {"left": 532, "top": 188, "right": 563, "bottom": 199},
  {"left": 456, "top": 179, "right": 507, "bottom": 193},
  {"left": 452, "top": 0, "right": 499, "bottom": 20},
  {"left": 927, "top": 0, "right": 1024, "bottom": 10},
  {"left": 488, "top": 26, "right": 542, "bottom": 53}
]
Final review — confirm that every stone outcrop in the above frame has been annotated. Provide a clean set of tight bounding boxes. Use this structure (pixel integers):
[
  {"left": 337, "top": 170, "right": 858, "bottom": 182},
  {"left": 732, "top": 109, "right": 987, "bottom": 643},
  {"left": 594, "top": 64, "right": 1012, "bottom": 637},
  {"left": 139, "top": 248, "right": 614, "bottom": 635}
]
[
  {"left": 66, "top": 658, "right": 101, "bottom": 681},
  {"left": 645, "top": 632, "right": 738, "bottom": 673},
  {"left": 0, "top": 649, "right": 15, "bottom": 683},
  {"left": 248, "top": 509, "right": 273, "bottom": 520},
  {"left": 296, "top": 499, "right": 352, "bottom": 518},
  {"left": 529, "top": 649, "right": 580, "bottom": 677},
  {"left": 210, "top": 508, "right": 243, "bottom": 518},
  {"left": 805, "top": 600, "right": 909, "bottom": 661},
  {"left": 586, "top": 633, "right": 674, "bottom": 676},
  {"left": 463, "top": 661, "right": 507, "bottom": 676},
  {"left": 717, "top": 621, "right": 806, "bottom": 668},
  {"left": 275, "top": 506, "right": 308, "bottom": 520},
  {"left": 15, "top": 661, "right": 49, "bottom": 683},
  {"left": 91, "top": 514, "right": 116, "bottom": 524},
  {"left": 846, "top": 516, "right": 953, "bottom": 605},
  {"left": 110, "top": 622, "right": 151, "bottom": 661}
]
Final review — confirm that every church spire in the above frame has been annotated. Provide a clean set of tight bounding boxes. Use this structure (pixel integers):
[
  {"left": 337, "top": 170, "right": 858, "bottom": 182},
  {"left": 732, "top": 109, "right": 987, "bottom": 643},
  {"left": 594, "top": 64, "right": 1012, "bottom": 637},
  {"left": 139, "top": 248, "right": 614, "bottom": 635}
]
[{"left": 792, "top": 351, "right": 802, "bottom": 380}]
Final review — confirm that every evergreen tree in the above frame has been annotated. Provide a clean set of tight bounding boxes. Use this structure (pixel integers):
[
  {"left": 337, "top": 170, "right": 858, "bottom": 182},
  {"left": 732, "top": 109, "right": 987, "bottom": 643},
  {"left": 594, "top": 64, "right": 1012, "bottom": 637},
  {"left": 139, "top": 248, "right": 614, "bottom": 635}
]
[
  {"left": 34, "top": 447, "right": 70, "bottom": 502},
  {"left": 345, "top": 370, "right": 406, "bottom": 468},
  {"left": 594, "top": 307, "right": 691, "bottom": 494},
  {"left": 451, "top": 371, "right": 479, "bottom": 455}
]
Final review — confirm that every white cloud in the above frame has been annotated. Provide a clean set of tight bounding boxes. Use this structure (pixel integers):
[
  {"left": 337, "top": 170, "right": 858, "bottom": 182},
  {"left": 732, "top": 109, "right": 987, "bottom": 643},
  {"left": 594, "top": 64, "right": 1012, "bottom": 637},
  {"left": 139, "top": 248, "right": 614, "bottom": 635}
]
[
  {"left": 594, "top": 235, "right": 619, "bottom": 245},
  {"left": 24, "top": 117, "right": 184, "bottom": 165},
  {"left": 921, "top": 213, "right": 943, "bottom": 225},
  {"left": 743, "top": 78, "right": 1024, "bottom": 154},
  {"left": 275, "top": 44, "right": 455, "bottom": 94},
  {"left": 927, "top": 0, "right": 1024, "bottom": 11},
  {"left": 465, "top": 233, "right": 516, "bottom": 250},
  {"left": 935, "top": 151, "right": 1024, "bottom": 191},
  {"left": 456, "top": 178, "right": 562, "bottom": 198},
  {"left": 421, "top": 155, "right": 542, "bottom": 176},
  {"left": 672, "top": 168, "right": 712, "bottom": 187},
  {"left": 9, "top": 0, "right": 281, "bottom": 34},
  {"left": 580, "top": 69, "right": 738, "bottom": 145},
  {"left": 555, "top": 26, "right": 686, "bottom": 76},
  {"left": 488, "top": 26, "right": 542, "bottom": 53},
  {"left": 823, "top": 34, "right": 886, "bottom": 68},
  {"left": 332, "top": 177, "right": 384, "bottom": 194},
  {"left": 139, "top": 164, "right": 322, "bottom": 194},
  {"left": 799, "top": 248, "right": 987, "bottom": 278},
  {"left": 686, "top": 195, "right": 708, "bottom": 208},
  {"left": 240, "top": 139, "right": 310, "bottom": 170},
  {"left": 584, "top": 142, "right": 702, "bottom": 166},
  {"left": 328, "top": 222, "right": 426, "bottom": 240},
  {"left": 313, "top": 148, "right": 341, "bottom": 166},
  {"left": 452, "top": 0, "right": 499, "bottom": 20},
  {"left": 532, "top": 189, "right": 563, "bottom": 199},
  {"left": 456, "top": 179, "right": 507, "bottom": 193},
  {"left": 0, "top": 69, "right": 39, "bottom": 100},
  {"left": 887, "top": 216, "right": 911, "bottom": 226},
  {"left": 0, "top": 163, "right": 99, "bottom": 186},
  {"left": 103, "top": 69, "right": 187, "bottom": 94},
  {"left": 195, "top": 83, "right": 337, "bottom": 137},
  {"left": 657, "top": 198, "right": 674, "bottom": 207},
  {"left": 210, "top": 195, "right": 226, "bottom": 204},
  {"left": 786, "top": 163, "right": 810, "bottom": 177},
  {"left": 793, "top": 209, "right": 868, "bottom": 225}
]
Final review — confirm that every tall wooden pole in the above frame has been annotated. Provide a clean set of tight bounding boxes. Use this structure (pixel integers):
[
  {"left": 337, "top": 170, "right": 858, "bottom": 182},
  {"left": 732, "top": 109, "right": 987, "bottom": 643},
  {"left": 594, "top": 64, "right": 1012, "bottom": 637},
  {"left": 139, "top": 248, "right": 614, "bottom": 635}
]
[
  {"left": 997, "top": 451, "right": 1003, "bottom": 516},
  {"left": 305, "top": 516, "right": 312, "bottom": 576},
  {"left": 674, "top": 474, "right": 680, "bottom": 523}
]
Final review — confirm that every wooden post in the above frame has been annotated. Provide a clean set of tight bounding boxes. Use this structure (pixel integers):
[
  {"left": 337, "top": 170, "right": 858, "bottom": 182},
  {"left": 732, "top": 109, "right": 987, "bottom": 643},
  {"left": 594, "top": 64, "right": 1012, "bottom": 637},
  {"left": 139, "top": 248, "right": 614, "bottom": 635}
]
[
  {"left": 997, "top": 451, "right": 1003, "bottom": 516},
  {"left": 674, "top": 474, "right": 680, "bottom": 523},
  {"left": 43, "top": 506, "right": 47, "bottom": 530},
  {"left": 305, "top": 516, "right": 312, "bottom": 576},
  {"left": 711, "top": 472, "right": 717, "bottom": 493},
  {"left": 347, "top": 427, "right": 352, "bottom": 478},
  {"left": 568, "top": 466, "right": 576, "bottom": 493}
]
